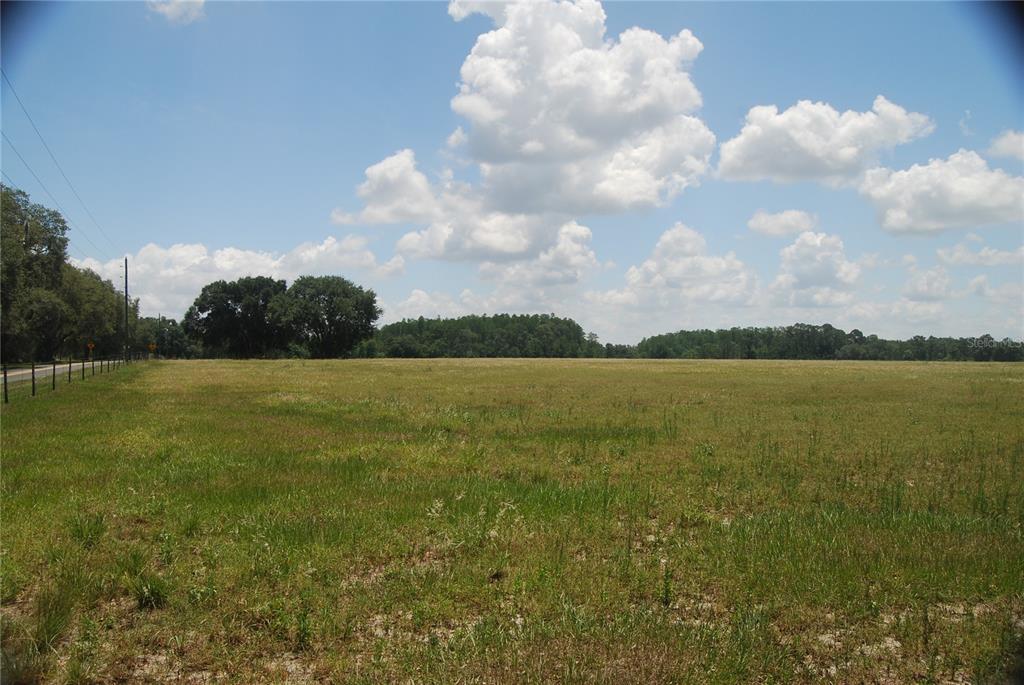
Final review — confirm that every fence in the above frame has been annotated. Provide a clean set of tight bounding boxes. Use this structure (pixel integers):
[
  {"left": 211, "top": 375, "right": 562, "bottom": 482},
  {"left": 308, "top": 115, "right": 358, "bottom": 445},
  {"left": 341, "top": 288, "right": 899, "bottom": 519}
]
[{"left": 1, "top": 354, "right": 148, "bottom": 404}]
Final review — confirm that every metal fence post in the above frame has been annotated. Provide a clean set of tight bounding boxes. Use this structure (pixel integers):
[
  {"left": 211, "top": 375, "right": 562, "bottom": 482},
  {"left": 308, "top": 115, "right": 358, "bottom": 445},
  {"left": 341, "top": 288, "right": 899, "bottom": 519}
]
[
  {"left": 31, "top": 361, "right": 36, "bottom": 397},
  {"left": 91, "top": 358, "right": 95, "bottom": 376},
  {"left": 68, "top": 359, "right": 72, "bottom": 384},
  {"left": 52, "top": 360, "right": 56, "bottom": 391},
  {"left": 2, "top": 365, "right": 7, "bottom": 404},
  {"left": 81, "top": 359, "right": 85, "bottom": 380}
]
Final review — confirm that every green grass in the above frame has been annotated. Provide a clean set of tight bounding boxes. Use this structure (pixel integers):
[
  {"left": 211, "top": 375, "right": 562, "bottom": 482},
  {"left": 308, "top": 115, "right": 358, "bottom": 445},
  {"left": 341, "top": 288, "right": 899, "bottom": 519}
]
[{"left": 1, "top": 359, "right": 1022, "bottom": 683}]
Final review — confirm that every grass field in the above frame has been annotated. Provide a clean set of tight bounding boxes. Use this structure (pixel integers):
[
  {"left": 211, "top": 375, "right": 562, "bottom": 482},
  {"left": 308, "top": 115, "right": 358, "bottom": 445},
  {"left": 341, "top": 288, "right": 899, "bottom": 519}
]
[{"left": 1, "top": 359, "right": 1023, "bottom": 683}]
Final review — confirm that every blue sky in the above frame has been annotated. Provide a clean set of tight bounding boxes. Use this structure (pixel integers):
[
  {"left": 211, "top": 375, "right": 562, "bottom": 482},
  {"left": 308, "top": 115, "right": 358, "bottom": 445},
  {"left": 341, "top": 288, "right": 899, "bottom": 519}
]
[{"left": 2, "top": 0, "right": 1021, "bottom": 343}]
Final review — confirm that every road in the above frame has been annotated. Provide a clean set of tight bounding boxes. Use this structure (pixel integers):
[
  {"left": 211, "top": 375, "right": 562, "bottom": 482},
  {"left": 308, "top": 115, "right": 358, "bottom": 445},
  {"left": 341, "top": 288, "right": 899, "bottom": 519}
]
[{"left": 4, "top": 360, "right": 123, "bottom": 385}]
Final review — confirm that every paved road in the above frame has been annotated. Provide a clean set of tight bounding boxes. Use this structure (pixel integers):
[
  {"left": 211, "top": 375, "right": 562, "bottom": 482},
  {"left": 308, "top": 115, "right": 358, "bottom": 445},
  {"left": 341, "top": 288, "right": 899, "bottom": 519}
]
[{"left": 4, "top": 360, "right": 124, "bottom": 385}]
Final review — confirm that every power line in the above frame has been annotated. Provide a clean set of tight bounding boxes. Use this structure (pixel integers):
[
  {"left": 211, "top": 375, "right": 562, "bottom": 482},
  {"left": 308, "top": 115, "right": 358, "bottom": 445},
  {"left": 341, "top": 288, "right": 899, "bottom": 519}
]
[
  {"left": 1, "top": 68, "right": 119, "bottom": 253},
  {"left": 1, "top": 168, "right": 88, "bottom": 260},
  {"left": 2, "top": 130, "right": 112, "bottom": 260}
]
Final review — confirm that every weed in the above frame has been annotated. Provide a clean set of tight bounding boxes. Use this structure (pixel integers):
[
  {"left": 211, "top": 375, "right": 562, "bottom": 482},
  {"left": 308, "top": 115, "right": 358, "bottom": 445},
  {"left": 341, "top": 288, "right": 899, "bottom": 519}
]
[
  {"left": 129, "top": 572, "right": 169, "bottom": 610},
  {"left": 67, "top": 513, "right": 105, "bottom": 549}
]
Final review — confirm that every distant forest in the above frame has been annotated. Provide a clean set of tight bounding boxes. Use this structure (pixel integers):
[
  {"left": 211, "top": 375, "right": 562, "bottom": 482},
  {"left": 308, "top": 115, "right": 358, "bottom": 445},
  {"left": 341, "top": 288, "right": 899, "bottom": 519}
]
[
  {"left": 364, "top": 315, "right": 1023, "bottom": 362},
  {"left": 2, "top": 184, "right": 1020, "bottom": 363}
]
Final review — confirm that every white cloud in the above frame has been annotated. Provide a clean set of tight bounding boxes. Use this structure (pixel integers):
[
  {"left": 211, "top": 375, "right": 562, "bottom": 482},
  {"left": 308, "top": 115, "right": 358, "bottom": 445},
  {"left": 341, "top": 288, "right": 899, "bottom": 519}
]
[
  {"left": 902, "top": 265, "right": 951, "bottom": 302},
  {"left": 384, "top": 288, "right": 472, "bottom": 323},
  {"left": 937, "top": 241, "right": 1024, "bottom": 266},
  {"left": 74, "top": 235, "right": 402, "bottom": 318},
  {"left": 718, "top": 96, "right": 933, "bottom": 184},
  {"left": 478, "top": 221, "right": 598, "bottom": 287},
  {"left": 958, "top": 110, "right": 973, "bottom": 137},
  {"left": 846, "top": 299, "right": 944, "bottom": 327},
  {"left": 147, "top": 0, "right": 205, "bottom": 25},
  {"left": 987, "top": 130, "right": 1024, "bottom": 161},
  {"left": 383, "top": 222, "right": 602, "bottom": 325},
  {"left": 966, "top": 275, "right": 1024, "bottom": 306},
  {"left": 333, "top": 149, "right": 441, "bottom": 225},
  {"left": 747, "top": 209, "right": 818, "bottom": 236},
  {"left": 326, "top": 0, "right": 740, "bottom": 326},
  {"left": 860, "top": 149, "right": 1024, "bottom": 232},
  {"left": 770, "top": 231, "right": 860, "bottom": 306},
  {"left": 340, "top": 0, "right": 717, "bottom": 262},
  {"left": 588, "top": 223, "right": 757, "bottom": 309},
  {"left": 446, "top": 127, "right": 467, "bottom": 149}
]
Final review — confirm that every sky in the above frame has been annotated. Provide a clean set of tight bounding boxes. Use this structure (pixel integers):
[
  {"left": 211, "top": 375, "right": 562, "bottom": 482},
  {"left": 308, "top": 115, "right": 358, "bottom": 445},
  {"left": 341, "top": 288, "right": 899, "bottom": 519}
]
[{"left": 1, "top": 0, "right": 1022, "bottom": 344}]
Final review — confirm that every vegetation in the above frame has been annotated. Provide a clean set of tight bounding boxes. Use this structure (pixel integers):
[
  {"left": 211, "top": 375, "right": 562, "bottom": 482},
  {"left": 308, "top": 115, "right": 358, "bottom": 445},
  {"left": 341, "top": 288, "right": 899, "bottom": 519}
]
[
  {"left": 0, "top": 184, "right": 140, "bottom": 362},
  {"left": 635, "top": 323, "right": 1024, "bottom": 361},
  {"left": 371, "top": 317, "right": 1024, "bottom": 361},
  {"left": 182, "top": 275, "right": 381, "bottom": 359},
  {"left": 2, "top": 359, "right": 1022, "bottom": 682},
  {"left": 365, "top": 313, "right": 603, "bottom": 358}
]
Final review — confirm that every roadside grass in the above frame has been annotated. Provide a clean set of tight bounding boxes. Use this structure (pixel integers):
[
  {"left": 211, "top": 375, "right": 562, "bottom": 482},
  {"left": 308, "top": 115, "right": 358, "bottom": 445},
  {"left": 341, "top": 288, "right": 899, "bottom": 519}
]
[{"left": 1, "top": 359, "right": 1022, "bottom": 682}]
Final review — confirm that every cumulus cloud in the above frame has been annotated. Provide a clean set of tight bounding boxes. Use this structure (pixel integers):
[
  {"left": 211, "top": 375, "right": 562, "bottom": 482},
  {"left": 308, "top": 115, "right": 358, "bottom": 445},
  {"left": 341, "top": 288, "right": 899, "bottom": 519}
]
[
  {"left": 845, "top": 299, "right": 944, "bottom": 327},
  {"left": 770, "top": 231, "right": 860, "bottom": 306},
  {"left": 966, "top": 275, "right": 1024, "bottom": 306},
  {"left": 74, "top": 235, "right": 402, "bottom": 318},
  {"left": 859, "top": 149, "right": 1024, "bottom": 232},
  {"left": 718, "top": 96, "right": 933, "bottom": 184},
  {"left": 902, "top": 265, "right": 951, "bottom": 302},
  {"left": 332, "top": 149, "right": 440, "bottom": 225},
  {"left": 333, "top": 150, "right": 566, "bottom": 262},
  {"left": 937, "top": 240, "right": 1024, "bottom": 267},
  {"left": 147, "top": 0, "right": 205, "bottom": 25},
  {"left": 478, "top": 221, "right": 598, "bottom": 287},
  {"left": 988, "top": 129, "right": 1024, "bottom": 161},
  {"left": 384, "top": 288, "right": 472, "bottom": 323},
  {"left": 336, "top": 0, "right": 717, "bottom": 269},
  {"left": 450, "top": 0, "right": 715, "bottom": 214},
  {"left": 747, "top": 209, "right": 818, "bottom": 236},
  {"left": 588, "top": 223, "right": 757, "bottom": 309}
]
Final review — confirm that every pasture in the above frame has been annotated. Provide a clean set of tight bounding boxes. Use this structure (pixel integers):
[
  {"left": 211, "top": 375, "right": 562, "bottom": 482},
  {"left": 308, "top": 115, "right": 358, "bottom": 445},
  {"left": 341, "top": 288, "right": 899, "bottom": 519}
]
[{"left": 1, "top": 359, "right": 1022, "bottom": 683}]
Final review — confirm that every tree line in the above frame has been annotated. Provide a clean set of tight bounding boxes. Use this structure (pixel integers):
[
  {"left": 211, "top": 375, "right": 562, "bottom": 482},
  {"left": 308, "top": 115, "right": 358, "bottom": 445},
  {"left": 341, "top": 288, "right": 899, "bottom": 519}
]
[
  {"left": 633, "top": 324, "right": 1023, "bottom": 362},
  {"left": 1, "top": 184, "right": 144, "bottom": 363},
  {"left": 360, "top": 313, "right": 604, "bottom": 358},
  {"left": 3, "top": 183, "right": 1020, "bottom": 363},
  {"left": 363, "top": 317, "right": 1022, "bottom": 362}
]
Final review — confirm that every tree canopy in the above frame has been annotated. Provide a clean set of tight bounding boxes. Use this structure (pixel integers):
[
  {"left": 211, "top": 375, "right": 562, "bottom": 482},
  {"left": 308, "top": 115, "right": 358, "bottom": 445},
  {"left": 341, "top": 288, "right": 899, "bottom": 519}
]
[
  {"left": 1, "top": 184, "right": 141, "bottom": 362},
  {"left": 183, "top": 276, "right": 290, "bottom": 357},
  {"left": 272, "top": 275, "right": 381, "bottom": 358},
  {"left": 364, "top": 314, "right": 603, "bottom": 358},
  {"left": 182, "top": 275, "right": 381, "bottom": 358}
]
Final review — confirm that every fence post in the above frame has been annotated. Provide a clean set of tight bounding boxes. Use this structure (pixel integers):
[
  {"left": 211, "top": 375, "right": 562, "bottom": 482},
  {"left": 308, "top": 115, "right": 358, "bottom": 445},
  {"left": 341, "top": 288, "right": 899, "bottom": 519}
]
[
  {"left": 68, "top": 359, "right": 72, "bottom": 384},
  {"left": 31, "top": 361, "right": 36, "bottom": 397},
  {"left": 2, "top": 365, "right": 7, "bottom": 404},
  {"left": 81, "top": 359, "right": 85, "bottom": 380},
  {"left": 52, "top": 360, "right": 56, "bottom": 391}
]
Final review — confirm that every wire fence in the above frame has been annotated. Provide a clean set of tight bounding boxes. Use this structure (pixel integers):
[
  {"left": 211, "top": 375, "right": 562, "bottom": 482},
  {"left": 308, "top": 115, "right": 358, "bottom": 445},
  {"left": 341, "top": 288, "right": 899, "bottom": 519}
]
[{"left": 2, "top": 354, "right": 149, "bottom": 403}]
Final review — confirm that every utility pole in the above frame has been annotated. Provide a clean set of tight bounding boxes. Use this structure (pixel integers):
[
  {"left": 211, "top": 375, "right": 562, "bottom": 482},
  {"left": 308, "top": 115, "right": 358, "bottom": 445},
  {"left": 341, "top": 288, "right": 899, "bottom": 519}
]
[{"left": 124, "top": 257, "right": 129, "bottom": 363}]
